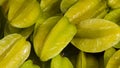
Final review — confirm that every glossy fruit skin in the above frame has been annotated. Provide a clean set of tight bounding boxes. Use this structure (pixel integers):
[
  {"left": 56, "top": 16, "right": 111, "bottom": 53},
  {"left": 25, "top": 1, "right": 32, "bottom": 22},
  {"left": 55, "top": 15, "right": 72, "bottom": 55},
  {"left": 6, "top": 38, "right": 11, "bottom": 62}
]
[
  {"left": 33, "top": 16, "right": 61, "bottom": 56},
  {"left": 20, "top": 60, "right": 40, "bottom": 68},
  {"left": 0, "top": 34, "right": 31, "bottom": 68},
  {"left": 104, "top": 8, "right": 120, "bottom": 25},
  {"left": 104, "top": 47, "right": 116, "bottom": 67},
  {"left": 0, "top": 34, "right": 22, "bottom": 57},
  {"left": 104, "top": 8, "right": 120, "bottom": 48},
  {"left": 1, "top": 0, "right": 120, "bottom": 67},
  {"left": 60, "top": 0, "right": 78, "bottom": 13},
  {"left": 76, "top": 51, "right": 99, "bottom": 68},
  {"left": 106, "top": 50, "right": 120, "bottom": 68},
  {"left": 34, "top": 16, "right": 76, "bottom": 61},
  {"left": 40, "top": 17, "right": 76, "bottom": 61},
  {"left": 40, "top": 0, "right": 58, "bottom": 11},
  {"left": 72, "top": 19, "right": 120, "bottom": 53},
  {"left": 51, "top": 54, "right": 73, "bottom": 68},
  {"left": 108, "top": 0, "right": 120, "bottom": 9},
  {"left": 4, "top": 23, "right": 34, "bottom": 39},
  {"left": 40, "top": 0, "right": 61, "bottom": 18},
  {"left": 8, "top": 0, "right": 40, "bottom": 28},
  {"left": 64, "top": 0, "right": 107, "bottom": 24},
  {"left": 76, "top": 51, "right": 86, "bottom": 68}
]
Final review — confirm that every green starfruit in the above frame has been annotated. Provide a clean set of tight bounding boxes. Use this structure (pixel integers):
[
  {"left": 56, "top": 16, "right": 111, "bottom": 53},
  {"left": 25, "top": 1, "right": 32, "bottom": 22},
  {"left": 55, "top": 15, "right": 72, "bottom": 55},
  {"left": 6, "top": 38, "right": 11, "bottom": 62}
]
[
  {"left": 8, "top": 0, "right": 40, "bottom": 28},
  {"left": 51, "top": 54, "right": 73, "bottom": 68}
]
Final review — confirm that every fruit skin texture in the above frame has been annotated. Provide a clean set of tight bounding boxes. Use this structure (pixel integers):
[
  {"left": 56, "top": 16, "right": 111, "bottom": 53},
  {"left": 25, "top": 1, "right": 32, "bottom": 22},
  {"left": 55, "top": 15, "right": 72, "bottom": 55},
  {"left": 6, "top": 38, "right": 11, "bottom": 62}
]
[
  {"left": 0, "top": 34, "right": 31, "bottom": 68},
  {"left": 108, "top": 0, "right": 120, "bottom": 9},
  {"left": 104, "top": 47, "right": 116, "bottom": 67},
  {"left": 51, "top": 54, "right": 73, "bottom": 68},
  {"left": 20, "top": 60, "right": 40, "bottom": 68},
  {"left": 40, "top": 0, "right": 61, "bottom": 19},
  {"left": 4, "top": 23, "right": 34, "bottom": 39},
  {"left": 2, "top": 0, "right": 120, "bottom": 67},
  {"left": 60, "top": 0, "right": 78, "bottom": 13},
  {"left": 76, "top": 51, "right": 86, "bottom": 68},
  {"left": 8, "top": 0, "right": 40, "bottom": 28},
  {"left": 76, "top": 51, "right": 99, "bottom": 68},
  {"left": 64, "top": 0, "right": 104, "bottom": 24},
  {"left": 104, "top": 8, "right": 120, "bottom": 25},
  {"left": 0, "top": 34, "right": 22, "bottom": 57},
  {"left": 72, "top": 19, "right": 120, "bottom": 53},
  {"left": 33, "top": 16, "right": 61, "bottom": 57},
  {"left": 106, "top": 50, "right": 120, "bottom": 68},
  {"left": 40, "top": 0, "right": 58, "bottom": 11},
  {"left": 39, "top": 17, "right": 77, "bottom": 61}
]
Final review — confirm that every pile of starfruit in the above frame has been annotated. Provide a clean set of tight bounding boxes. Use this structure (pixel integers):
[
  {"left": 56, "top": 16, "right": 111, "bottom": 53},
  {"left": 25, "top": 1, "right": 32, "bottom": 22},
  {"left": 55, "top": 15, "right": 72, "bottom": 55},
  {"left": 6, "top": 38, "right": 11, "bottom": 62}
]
[{"left": 1, "top": 0, "right": 120, "bottom": 68}]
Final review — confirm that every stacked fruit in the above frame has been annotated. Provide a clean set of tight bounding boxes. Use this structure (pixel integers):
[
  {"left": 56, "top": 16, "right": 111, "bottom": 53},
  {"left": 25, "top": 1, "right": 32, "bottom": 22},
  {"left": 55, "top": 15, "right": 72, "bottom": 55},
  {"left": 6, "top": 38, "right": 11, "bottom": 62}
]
[{"left": 0, "top": 0, "right": 120, "bottom": 68}]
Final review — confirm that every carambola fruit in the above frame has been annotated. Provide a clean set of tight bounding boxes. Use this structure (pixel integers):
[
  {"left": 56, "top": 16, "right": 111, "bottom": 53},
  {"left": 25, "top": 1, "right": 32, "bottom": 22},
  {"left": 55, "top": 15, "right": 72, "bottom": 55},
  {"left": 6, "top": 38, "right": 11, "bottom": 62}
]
[
  {"left": 8, "top": 0, "right": 40, "bottom": 28},
  {"left": 34, "top": 16, "right": 77, "bottom": 61},
  {"left": 51, "top": 54, "right": 73, "bottom": 68},
  {"left": 0, "top": 34, "right": 31, "bottom": 68},
  {"left": 71, "top": 19, "right": 120, "bottom": 53}
]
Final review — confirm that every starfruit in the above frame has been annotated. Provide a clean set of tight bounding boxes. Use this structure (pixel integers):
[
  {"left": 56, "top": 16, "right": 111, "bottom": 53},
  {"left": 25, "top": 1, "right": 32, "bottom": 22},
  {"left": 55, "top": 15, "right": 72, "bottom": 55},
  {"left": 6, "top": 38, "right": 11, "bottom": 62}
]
[
  {"left": 76, "top": 51, "right": 99, "bottom": 68},
  {"left": 60, "top": 0, "right": 78, "bottom": 13},
  {"left": 4, "top": 23, "right": 34, "bottom": 39},
  {"left": 64, "top": 0, "right": 107, "bottom": 24},
  {"left": 91, "top": 1, "right": 108, "bottom": 18},
  {"left": 96, "top": 9, "right": 109, "bottom": 19},
  {"left": 33, "top": 16, "right": 61, "bottom": 56},
  {"left": 40, "top": 17, "right": 76, "bottom": 61},
  {"left": 104, "top": 8, "right": 120, "bottom": 25},
  {"left": 8, "top": 0, "right": 40, "bottom": 28},
  {"left": 35, "top": 0, "right": 61, "bottom": 33},
  {"left": 106, "top": 50, "right": 120, "bottom": 68},
  {"left": 8, "top": 0, "right": 26, "bottom": 21},
  {"left": 40, "top": 0, "right": 61, "bottom": 18},
  {"left": 75, "top": 19, "right": 120, "bottom": 38},
  {"left": 71, "top": 19, "right": 120, "bottom": 53},
  {"left": 0, "top": 34, "right": 31, "bottom": 68},
  {"left": 40, "top": 0, "right": 58, "bottom": 11},
  {"left": 61, "top": 44, "right": 79, "bottom": 68},
  {"left": 107, "top": 0, "right": 120, "bottom": 9},
  {"left": 76, "top": 51, "right": 86, "bottom": 68},
  {"left": 51, "top": 54, "right": 73, "bottom": 68},
  {"left": 34, "top": 7, "right": 44, "bottom": 31},
  {"left": 114, "top": 42, "right": 120, "bottom": 49},
  {"left": 34, "top": 16, "right": 76, "bottom": 61},
  {"left": 20, "top": 60, "right": 40, "bottom": 68},
  {"left": 0, "top": 34, "right": 22, "bottom": 57},
  {"left": 104, "top": 8, "right": 120, "bottom": 48},
  {"left": 104, "top": 47, "right": 116, "bottom": 67}
]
